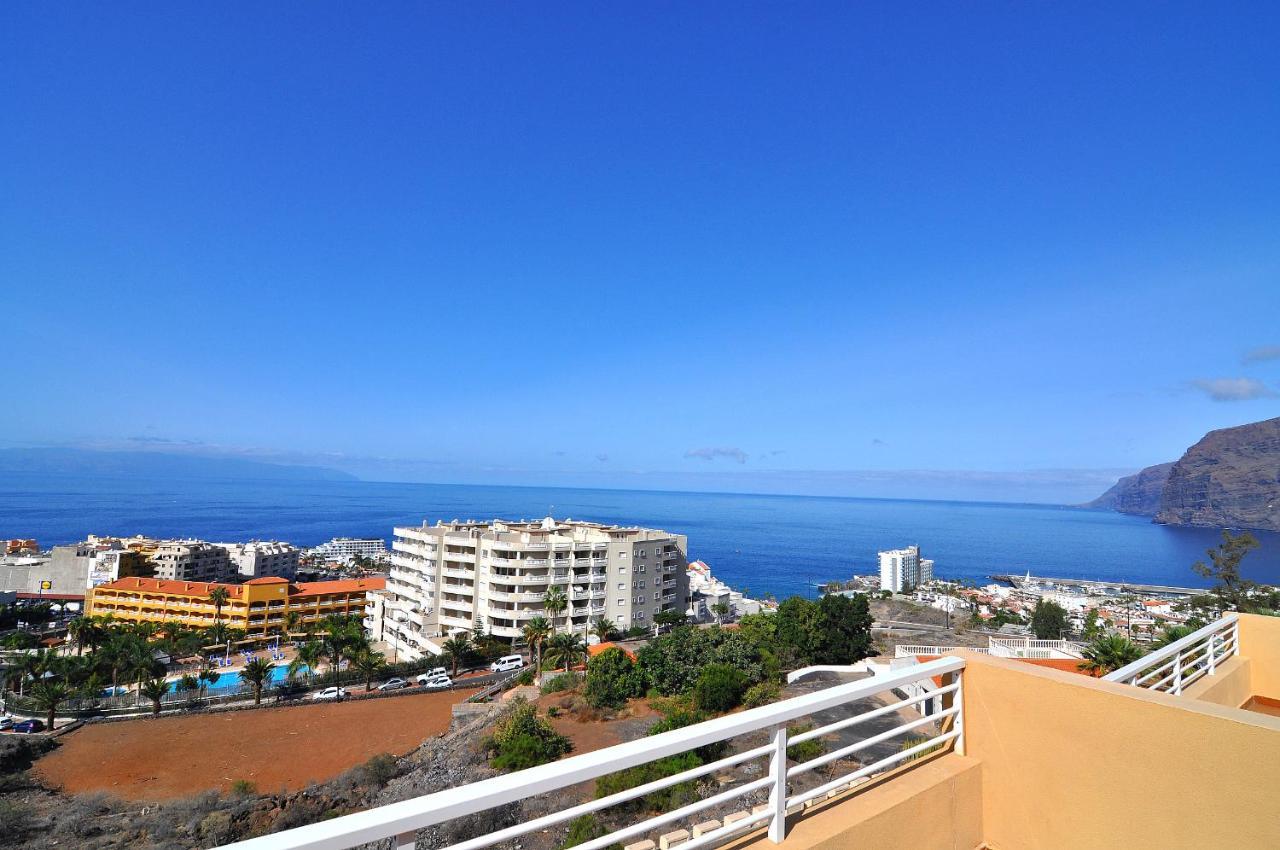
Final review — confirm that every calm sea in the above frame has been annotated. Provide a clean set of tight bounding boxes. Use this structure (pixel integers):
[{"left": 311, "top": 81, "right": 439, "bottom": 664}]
[{"left": 3, "top": 474, "right": 1280, "bottom": 599}]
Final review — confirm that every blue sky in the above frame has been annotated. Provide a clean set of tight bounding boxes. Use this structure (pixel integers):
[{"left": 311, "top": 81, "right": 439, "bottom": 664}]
[{"left": 2, "top": 4, "right": 1278, "bottom": 503}]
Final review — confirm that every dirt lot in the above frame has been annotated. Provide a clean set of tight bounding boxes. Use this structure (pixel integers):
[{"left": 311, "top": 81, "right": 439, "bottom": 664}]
[{"left": 34, "top": 688, "right": 477, "bottom": 801}]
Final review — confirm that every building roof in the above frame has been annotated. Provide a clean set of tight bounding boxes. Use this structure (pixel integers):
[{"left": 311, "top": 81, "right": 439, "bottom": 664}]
[{"left": 91, "top": 576, "right": 385, "bottom": 598}]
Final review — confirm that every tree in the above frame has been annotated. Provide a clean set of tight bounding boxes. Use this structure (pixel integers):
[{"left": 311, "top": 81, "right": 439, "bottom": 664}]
[
  {"left": 66, "top": 616, "right": 97, "bottom": 657},
  {"left": 1081, "top": 609, "right": 1103, "bottom": 641},
  {"left": 693, "top": 663, "right": 748, "bottom": 712},
  {"left": 485, "top": 699, "right": 572, "bottom": 770},
  {"left": 591, "top": 618, "right": 617, "bottom": 644},
  {"left": 240, "top": 657, "right": 274, "bottom": 704},
  {"left": 1152, "top": 624, "right": 1195, "bottom": 649},
  {"left": 814, "top": 593, "right": 873, "bottom": 664},
  {"left": 522, "top": 617, "right": 552, "bottom": 675},
  {"left": 1078, "top": 634, "right": 1143, "bottom": 676},
  {"left": 283, "top": 611, "right": 301, "bottom": 636},
  {"left": 775, "top": 597, "right": 821, "bottom": 665},
  {"left": 350, "top": 648, "right": 385, "bottom": 691},
  {"left": 636, "top": 626, "right": 765, "bottom": 696},
  {"left": 584, "top": 647, "right": 641, "bottom": 709},
  {"left": 1029, "top": 600, "right": 1069, "bottom": 640},
  {"left": 319, "top": 614, "right": 365, "bottom": 686},
  {"left": 710, "top": 602, "right": 731, "bottom": 625},
  {"left": 290, "top": 641, "right": 324, "bottom": 684},
  {"left": 652, "top": 610, "right": 687, "bottom": 630},
  {"left": 140, "top": 677, "right": 169, "bottom": 715},
  {"left": 1193, "top": 530, "right": 1261, "bottom": 612},
  {"left": 198, "top": 666, "right": 221, "bottom": 697},
  {"left": 208, "top": 586, "right": 231, "bottom": 623},
  {"left": 29, "top": 680, "right": 70, "bottom": 730},
  {"left": 442, "top": 634, "right": 473, "bottom": 676},
  {"left": 545, "top": 633, "right": 588, "bottom": 673},
  {"left": 544, "top": 585, "right": 568, "bottom": 633}
]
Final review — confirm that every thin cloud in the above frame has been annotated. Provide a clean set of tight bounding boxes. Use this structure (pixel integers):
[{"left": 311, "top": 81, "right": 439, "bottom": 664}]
[
  {"left": 1243, "top": 345, "right": 1280, "bottom": 364},
  {"left": 871, "top": 438, "right": 886, "bottom": 446},
  {"left": 1188, "top": 378, "right": 1278, "bottom": 402},
  {"left": 685, "top": 447, "right": 748, "bottom": 464}
]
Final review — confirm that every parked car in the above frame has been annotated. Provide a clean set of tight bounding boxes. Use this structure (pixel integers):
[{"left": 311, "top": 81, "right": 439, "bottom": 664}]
[
  {"left": 13, "top": 719, "right": 45, "bottom": 733},
  {"left": 417, "top": 665, "right": 448, "bottom": 686},
  {"left": 377, "top": 677, "right": 410, "bottom": 691},
  {"left": 310, "top": 686, "right": 347, "bottom": 701},
  {"left": 490, "top": 655, "right": 525, "bottom": 673},
  {"left": 0, "top": 716, "right": 13, "bottom": 731},
  {"left": 421, "top": 675, "right": 453, "bottom": 690}
]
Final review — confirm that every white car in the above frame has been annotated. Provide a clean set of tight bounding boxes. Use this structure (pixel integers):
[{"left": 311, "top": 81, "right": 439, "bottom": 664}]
[
  {"left": 311, "top": 686, "right": 347, "bottom": 701},
  {"left": 416, "top": 667, "right": 447, "bottom": 684},
  {"left": 0, "top": 716, "right": 13, "bottom": 731},
  {"left": 490, "top": 655, "right": 525, "bottom": 673},
  {"left": 421, "top": 675, "right": 453, "bottom": 690}
]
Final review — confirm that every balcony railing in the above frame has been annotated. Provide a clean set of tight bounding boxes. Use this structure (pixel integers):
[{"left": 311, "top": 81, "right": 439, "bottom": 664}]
[
  {"left": 218, "top": 657, "right": 964, "bottom": 850},
  {"left": 1103, "top": 614, "right": 1239, "bottom": 695}
]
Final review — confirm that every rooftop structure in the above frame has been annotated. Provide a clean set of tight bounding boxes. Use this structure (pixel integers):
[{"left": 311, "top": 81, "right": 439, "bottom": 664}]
[
  {"left": 86, "top": 575, "right": 385, "bottom": 634},
  {"left": 217, "top": 612, "right": 1280, "bottom": 850}
]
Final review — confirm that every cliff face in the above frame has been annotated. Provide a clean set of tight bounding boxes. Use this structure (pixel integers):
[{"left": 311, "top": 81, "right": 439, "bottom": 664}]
[
  {"left": 1154, "top": 417, "right": 1280, "bottom": 533},
  {"left": 1082, "top": 462, "right": 1174, "bottom": 516}
]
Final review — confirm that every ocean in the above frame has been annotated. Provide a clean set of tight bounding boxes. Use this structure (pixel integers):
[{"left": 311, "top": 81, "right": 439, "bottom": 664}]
[{"left": 4, "top": 473, "right": 1280, "bottom": 600}]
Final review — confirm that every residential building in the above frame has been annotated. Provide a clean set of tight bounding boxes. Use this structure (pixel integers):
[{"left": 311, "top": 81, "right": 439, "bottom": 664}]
[
  {"left": 372, "top": 517, "right": 689, "bottom": 661},
  {"left": 5, "top": 539, "right": 38, "bottom": 555},
  {"left": 308, "top": 537, "right": 388, "bottom": 563},
  {"left": 879, "top": 545, "right": 933, "bottom": 593},
  {"left": 86, "top": 575, "right": 385, "bottom": 634},
  {"left": 148, "top": 540, "right": 234, "bottom": 582},
  {"left": 215, "top": 540, "right": 300, "bottom": 579}
]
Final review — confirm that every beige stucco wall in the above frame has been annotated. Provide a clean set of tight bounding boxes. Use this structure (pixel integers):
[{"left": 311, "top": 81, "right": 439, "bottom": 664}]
[
  {"left": 733, "top": 755, "right": 984, "bottom": 850},
  {"left": 963, "top": 649, "right": 1280, "bottom": 849},
  {"left": 1183, "top": 654, "right": 1251, "bottom": 707},
  {"left": 1237, "top": 613, "right": 1280, "bottom": 699}
]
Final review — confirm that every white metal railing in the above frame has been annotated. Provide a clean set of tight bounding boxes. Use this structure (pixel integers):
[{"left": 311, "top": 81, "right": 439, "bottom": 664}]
[
  {"left": 1103, "top": 614, "right": 1239, "bottom": 695},
  {"left": 894, "top": 645, "right": 991, "bottom": 657},
  {"left": 218, "top": 657, "right": 965, "bottom": 850}
]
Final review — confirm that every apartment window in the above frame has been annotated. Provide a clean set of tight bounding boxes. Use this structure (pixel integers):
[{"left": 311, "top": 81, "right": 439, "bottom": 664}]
[
  {"left": 617, "top": 583, "right": 625, "bottom": 590},
  {"left": 638, "top": 549, "right": 647, "bottom": 558},
  {"left": 639, "top": 565, "right": 646, "bottom": 573},
  {"left": 618, "top": 552, "right": 627, "bottom": 560},
  {"left": 653, "top": 592, "right": 660, "bottom": 601},
  {"left": 639, "top": 580, "right": 645, "bottom": 588},
  {"left": 616, "top": 598, "right": 624, "bottom": 606}
]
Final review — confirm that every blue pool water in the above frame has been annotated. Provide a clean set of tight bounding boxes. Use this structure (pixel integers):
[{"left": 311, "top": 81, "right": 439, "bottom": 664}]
[{"left": 167, "top": 663, "right": 304, "bottom": 693}]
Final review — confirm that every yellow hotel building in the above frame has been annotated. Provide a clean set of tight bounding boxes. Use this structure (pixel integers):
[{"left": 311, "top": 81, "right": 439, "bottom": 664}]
[{"left": 86, "top": 575, "right": 386, "bottom": 635}]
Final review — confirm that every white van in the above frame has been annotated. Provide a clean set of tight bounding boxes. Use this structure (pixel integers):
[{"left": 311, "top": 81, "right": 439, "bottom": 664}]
[{"left": 490, "top": 655, "right": 525, "bottom": 673}]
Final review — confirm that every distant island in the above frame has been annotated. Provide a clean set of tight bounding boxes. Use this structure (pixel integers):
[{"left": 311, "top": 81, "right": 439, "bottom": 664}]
[
  {"left": 1083, "top": 416, "right": 1280, "bottom": 533},
  {"left": 0, "top": 447, "right": 357, "bottom": 482}
]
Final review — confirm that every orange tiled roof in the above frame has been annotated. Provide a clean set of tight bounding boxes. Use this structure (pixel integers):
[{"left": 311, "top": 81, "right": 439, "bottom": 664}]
[
  {"left": 292, "top": 578, "right": 385, "bottom": 596},
  {"left": 588, "top": 641, "right": 637, "bottom": 661}
]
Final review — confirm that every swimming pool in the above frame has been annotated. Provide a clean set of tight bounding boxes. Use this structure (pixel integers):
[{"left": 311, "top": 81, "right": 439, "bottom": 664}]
[{"left": 165, "top": 663, "right": 306, "bottom": 693}]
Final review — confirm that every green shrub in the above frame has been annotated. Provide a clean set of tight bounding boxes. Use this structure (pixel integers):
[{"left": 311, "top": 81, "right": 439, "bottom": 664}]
[
  {"left": 584, "top": 647, "right": 643, "bottom": 709},
  {"left": 693, "top": 663, "right": 747, "bottom": 713},
  {"left": 636, "top": 627, "right": 764, "bottom": 696},
  {"left": 743, "top": 681, "right": 781, "bottom": 708},
  {"left": 0, "top": 799, "right": 32, "bottom": 838},
  {"left": 229, "top": 779, "right": 257, "bottom": 796},
  {"left": 898, "top": 735, "right": 941, "bottom": 762},
  {"left": 786, "top": 723, "right": 825, "bottom": 763},
  {"left": 358, "top": 753, "right": 398, "bottom": 786},
  {"left": 560, "top": 813, "right": 622, "bottom": 850},
  {"left": 541, "top": 672, "right": 581, "bottom": 695},
  {"left": 595, "top": 751, "right": 703, "bottom": 813},
  {"left": 486, "top": 699, "right": 572, "bottom": 771},
  {"left": 547, "top": 706, "right": 560, "bottom": 718},
  {"left": 515, "top": 668, "right": 535, "bottom": 686}
]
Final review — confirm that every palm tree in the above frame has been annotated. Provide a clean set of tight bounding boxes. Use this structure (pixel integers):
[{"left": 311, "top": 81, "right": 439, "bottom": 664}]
[
  {"left": 522, "top": 617, "right": 552, "bottom": 675},
  {"left": 198, "top": 666, "right": 221, "bottom": 697},
  {"left": 543, "top": 585, "right": 568, "bottom": 633},
  {"left": 591, "top": 618, "right": 617, "bottom": 644},
  {"left": 140, "top": 677, "right": 169, "bottom": 715},
  {"left": 545, "top": 632, "right": 587, "bottom": 673},
  {"left": 350, "top": 648, "right": 385, "bottom": 691},
  {"left": 1153, "top": 624, "right": 1195, "bottom": 649},
  {"left": 289, "top": 641, "right": 324, "bottom": 685},
  {"left": 1078, "top": 634, "right": 1144, "bottom": 676},
  {"left": 176, "top": 674, "right": 199, "bottom": 704},
  {"left": 319, "top": 615, "right": 364, "bottom": 687},
  {"left": 208, "top": 586, "right": 231, "bottom": 623},
  {"left": 283, "top": 611, "right": 301, "bottom": 638},
  {"left": 240, "top": 657, "right": 274, "bottom": 705},
  {"left": 67, "top": 616, "right": 96, "bottom": 657},
  {"left": 29, "top": 680, "right": 70, "bottom": 730},
  {"left": 441, "top": 634, "right": 472, "bottom": 677}
]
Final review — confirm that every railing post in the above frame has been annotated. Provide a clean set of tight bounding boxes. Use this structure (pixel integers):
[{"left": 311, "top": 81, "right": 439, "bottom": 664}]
[
  {"left": 768, "top": 724, "right": 788, "bottom": 843},
  {"left": 1172, "top": 650, "right": 1183, "bottom": 696},
  {"left": 1232, "top": 620, "right": 1241, "bottom": 656},
  {"left": 1206, "top": 632, "right": 1216, "bottom": 676},
  {"left": 953, "top": 669, "right": 966, "bottom": 756},
  {"left": 396, "top": 830, "right": 416, "bottom": 849}
]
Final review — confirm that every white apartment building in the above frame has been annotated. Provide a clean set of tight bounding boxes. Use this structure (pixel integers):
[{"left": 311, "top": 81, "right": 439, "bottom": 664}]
[
  {"left": 369, "top": 517, "right": 690, "bottom": 661},
  {"left": 309, "top": 537, "right": 388, "bottom": 563},
  {"left": 149, "top": 540, "right": 233, "bottom": 582},
  {"left": 215, "top": 541, "right": 300, "bottom": 579},
  {"left": 879, "top": 545, "right": 934, "bottom": 593}
]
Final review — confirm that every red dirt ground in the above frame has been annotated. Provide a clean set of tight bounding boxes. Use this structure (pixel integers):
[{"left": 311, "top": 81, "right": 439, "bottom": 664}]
[{"left": 34, "top": 689, "right": 477, "bottom": 801}]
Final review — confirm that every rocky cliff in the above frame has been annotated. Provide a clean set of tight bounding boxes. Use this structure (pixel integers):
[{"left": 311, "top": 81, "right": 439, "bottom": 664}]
[
  {"left": 1154, "top": 417, "right": 1280, "bottom": 533},
  {"left": 1081, "top": 462, "right": 1174, "bottom": 516}
]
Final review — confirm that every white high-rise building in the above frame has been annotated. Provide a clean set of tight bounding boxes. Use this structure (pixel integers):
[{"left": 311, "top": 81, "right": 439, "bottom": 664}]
[
  {"left": 215, "top": 541, "right": 300, "bottom": 579},
  {"left": 308, "top": 537, "right": 388, "bottom": 563},
  {"left": 368, "top": 517, "right": 690, "bottom": 662},
  {"left": 879, "top": 545, "right": 933, "bottom": 593}
]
